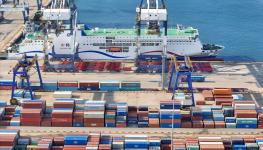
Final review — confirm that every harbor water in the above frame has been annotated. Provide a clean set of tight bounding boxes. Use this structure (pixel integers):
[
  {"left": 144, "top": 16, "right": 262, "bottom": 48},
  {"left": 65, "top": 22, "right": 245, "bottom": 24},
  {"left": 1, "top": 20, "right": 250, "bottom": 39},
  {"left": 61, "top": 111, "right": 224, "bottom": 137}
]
[{"left": 76, "top": 0, "right": 263, "bottom": 61}]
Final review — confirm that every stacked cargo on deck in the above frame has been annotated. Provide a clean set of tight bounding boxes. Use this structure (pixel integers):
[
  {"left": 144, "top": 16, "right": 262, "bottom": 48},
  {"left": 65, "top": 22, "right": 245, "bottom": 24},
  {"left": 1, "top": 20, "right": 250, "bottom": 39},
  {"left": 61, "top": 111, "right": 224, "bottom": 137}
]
[
  {"left": 99, "top": 135, "right": 112, "bottom": 149},
  {"left": 148, "top": 108, "right": 159, "bottom": 127},
  {"left": 234, "top": 101, "right": 258, "bottom": 128},
  {"left": 213, "top": 88, "right": 233, "bottom": 106},
  {"left": 0, "top": 130, "right": 20, "bottom": 149},
  {"left": 258, "top": 110, "right": 263, "bottom": 128},
  {"left": 20, "top": 100, "right": 45, "bottom": 126},
  {"left": 160, "top": 100, "right": 182, "bottom": 128},
  {"left": 137, "top": 106, "right": 149, "bottom": 128},
  {"left": 105, "top": 103, "right": 117, "bottom": 127},
  {"left": 0, "top": 80, "right": 15, "bottom": 90},
  {"left": 116, "top": 103, "right": 128, "bottom": 127},
  {"left": 127, "top": 106, "right": 138, "bottom": 127},
  {"left": 52, "top": 99, "right": 74, "bottom": 127},
  {"left": 84, "top": 101, "right": 105, "bottom": 127},
  {"left": 86, "top": 133, "right": 100, "bottom": 149},
  {"left": 42, "top": 81, "right": 58, "bottom": 91},
  {"left": 112, "top": 136, "right": 125, "bottom": 149}
]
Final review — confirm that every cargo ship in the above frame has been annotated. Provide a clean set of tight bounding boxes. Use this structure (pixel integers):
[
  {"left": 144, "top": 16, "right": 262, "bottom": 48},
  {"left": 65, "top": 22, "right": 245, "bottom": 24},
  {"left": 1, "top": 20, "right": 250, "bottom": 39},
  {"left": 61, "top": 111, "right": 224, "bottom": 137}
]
[
  {"left": 7, "top": 25, "right": 223, "bottom": 60},
  {"left": 7, "top": 0, "right": 224, "bottom": 60}
]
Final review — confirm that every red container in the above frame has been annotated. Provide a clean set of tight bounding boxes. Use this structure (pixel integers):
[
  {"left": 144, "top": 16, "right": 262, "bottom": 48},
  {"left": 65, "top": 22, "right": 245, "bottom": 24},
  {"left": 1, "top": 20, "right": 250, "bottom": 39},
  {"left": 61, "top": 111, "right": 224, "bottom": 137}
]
[
  {"left": 53, "top": 137, "right": 64, "bottom": 146},
  {"left": 214, "top": 121, "right": 225, "bottom": 128},
  {"left": 0, "top": 86, "right": 13, "bottom": 90},
  {"left": 63, "top": 145, "right": 86, "bottom": 150},
  {"left": 21, "top": 109, "right": 42, "bottom": 118},
  {"left": 53, "top": 101, "right": 75, "bottom": 109},
  {"left": 181, "top": 121, "right": 192, "bottom": 128},
  {"left": 58, "top": 82, "right": 78, "bottom": 87},
  {"left": 235, "top": 110, "right": 257, "bottom": 118},
  {"left": 192, "top": 121, "right": 203, "bottom": 128},
  {"left": 52, "top": 146, "right": 64, "bottom": 150},
  {"left": 21, "top": 101, "right": 45, "bottom": 109},
  {"left": 0, "top": 120, "right": 10, "bottom": 126}
]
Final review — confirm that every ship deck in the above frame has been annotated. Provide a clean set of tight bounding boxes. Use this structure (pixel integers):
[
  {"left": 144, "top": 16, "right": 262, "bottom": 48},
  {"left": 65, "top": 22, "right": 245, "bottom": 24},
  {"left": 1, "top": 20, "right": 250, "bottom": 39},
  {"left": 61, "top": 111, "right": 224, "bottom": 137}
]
[{"left": 83, "top": 27, "right": 198, "bottom": 37}]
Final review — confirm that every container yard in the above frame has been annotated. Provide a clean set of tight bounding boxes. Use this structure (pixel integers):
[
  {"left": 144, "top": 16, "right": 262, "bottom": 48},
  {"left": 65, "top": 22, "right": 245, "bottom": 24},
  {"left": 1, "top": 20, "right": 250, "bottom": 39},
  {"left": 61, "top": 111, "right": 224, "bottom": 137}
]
[{"left": 1, "top": 0, "right": 263, "bottom": 149}]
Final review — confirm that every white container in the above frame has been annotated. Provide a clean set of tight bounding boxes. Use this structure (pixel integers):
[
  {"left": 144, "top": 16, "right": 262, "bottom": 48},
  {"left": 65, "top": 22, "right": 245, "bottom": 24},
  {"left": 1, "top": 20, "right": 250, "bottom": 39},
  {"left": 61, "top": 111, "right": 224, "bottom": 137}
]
[
  {"left": 53, "top": 91, "right": 72, "bottom": 98},
  {"left": 234, "top": 104, "right": 256, "bottom": 110}
]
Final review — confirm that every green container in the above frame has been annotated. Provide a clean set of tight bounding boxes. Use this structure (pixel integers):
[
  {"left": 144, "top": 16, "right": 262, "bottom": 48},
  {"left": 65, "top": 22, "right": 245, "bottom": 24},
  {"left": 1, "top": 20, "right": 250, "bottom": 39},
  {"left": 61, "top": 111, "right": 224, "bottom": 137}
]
[
  {"left": 187, "top": 145, "right": 199, "bottom": 150},
  {"left": 226, "top": 123, "right": 236, "bottom": 128},
  {"left": 15, "top": 145, "right": 27, "bottom": 150},
  {"left": 236, "top": 118, "right": 257, "bottom": 124},
  {"left": 245, "top": 143, "right": 259, "bottom": 150}
]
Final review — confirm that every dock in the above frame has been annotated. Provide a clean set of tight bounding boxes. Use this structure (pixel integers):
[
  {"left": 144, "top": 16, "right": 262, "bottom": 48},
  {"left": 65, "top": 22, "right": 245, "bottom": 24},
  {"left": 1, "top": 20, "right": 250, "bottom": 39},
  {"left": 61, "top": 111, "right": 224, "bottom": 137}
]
[{"left": 0, "top": 0, "right": 51, "bottom": 54}]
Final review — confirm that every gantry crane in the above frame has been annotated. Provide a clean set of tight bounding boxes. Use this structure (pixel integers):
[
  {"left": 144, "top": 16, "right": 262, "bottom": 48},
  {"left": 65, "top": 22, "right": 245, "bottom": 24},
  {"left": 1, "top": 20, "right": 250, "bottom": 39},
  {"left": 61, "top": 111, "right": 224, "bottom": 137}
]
[
  {"left": 9, "top": 54, "right": 43, "bottom": 105},
  {"left": 168, "top": 56, "right": 195, "bottom": 107},
  {"left": 136, "top": 0, "right": 168, "bottom": 89}
]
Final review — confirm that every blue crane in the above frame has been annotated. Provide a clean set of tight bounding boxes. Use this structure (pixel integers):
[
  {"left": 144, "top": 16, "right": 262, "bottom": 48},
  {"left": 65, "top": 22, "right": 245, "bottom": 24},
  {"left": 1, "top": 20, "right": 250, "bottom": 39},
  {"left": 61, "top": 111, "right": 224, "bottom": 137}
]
[{"left": 10, "top": 54, "right": 43, "bottom": 105}]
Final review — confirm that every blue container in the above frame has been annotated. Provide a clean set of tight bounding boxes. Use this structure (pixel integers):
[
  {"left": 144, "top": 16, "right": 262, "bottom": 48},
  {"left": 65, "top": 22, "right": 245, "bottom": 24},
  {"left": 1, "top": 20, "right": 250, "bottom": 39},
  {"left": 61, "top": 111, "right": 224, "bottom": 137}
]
[
  {"left": 161, "top": 138, "right": 171, "bottom": 144},
  {"left": 160, "top": 103, "right": 181, "bottom": 109},
  {"left": 125, "top": 141, "right": 149, "bottom": 149},
  {"left": 148, "top": 113, "right": 159, "bottom": 118},
  {"left": 225, "top": 117, "right": 236, "bottom": 123},
  {"left": 43, "top": 82, "right": 58, "bottom": 91},
  {"left": 236, "top": 124, "right": 257, "bottom": 128},
  {"left": 232, "top": 138, "right": 244, "bottom": 145},
  {"left": 0, "top": 80, "right": 14, "bottom": 86},
  {"left": 149, "top": 141, "right": 161, "bottom": 146},
  {"left": 0, "top": 101, "right": 7, "bottom": 107},
  {"left": 160, "top": 123, "right": 181, "bottom": 128},
  {"left": 191, "top": 76, "right": 205, "bottom": 82},
  {"left": 73, "top": 122, "right": 84, "bottom": 127},
  {"left": 160, "top": 113, "right": 181, "bottom": 119},
  {"left": 64, "top": 136, "right": 88, "bottom": 145},
  {"left": 233, "top": 145, "right": 246, "bottom": 150},
  {"left": 58, "top": 86, "right": 78, "bottom": 91},
  {"left": 18, "top": 138, "right": 31, "bottom": 145},
  {"left": 105, "top": 123, "right": 116, "bottom": 127}
]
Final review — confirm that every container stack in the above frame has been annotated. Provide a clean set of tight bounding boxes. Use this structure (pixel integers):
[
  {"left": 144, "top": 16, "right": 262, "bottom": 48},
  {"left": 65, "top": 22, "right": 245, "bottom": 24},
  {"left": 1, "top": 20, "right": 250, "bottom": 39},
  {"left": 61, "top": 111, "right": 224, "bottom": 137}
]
[
  {"left": 201, "top": 90, "right": 214, "bottom": 105},
  {"left": 191, "top": 107, "right": 203, "bottom": 128},
  {"left": 73, "top": 110, "right": 84, "bottom": 127},
  {"left": 99, "top": 135, "right": 112, "bottom": 149},
  {"left": 258, "top": 111, "right": 263, "bottom": 128},
  {"left": 78, "top": 81, "right": 99, "bottom": 91},
  {"left": 213, "top": 109, "right": 225, "bottom": 128},
  {"left": 201, "top": 106, "right": 214, "bottom": 128},
  {"left": 20, "top": 100, "right": 45, "bottom": 126},
  {"left": 52, "top": 99, "right": 74, "bottom": 127},
  {"left": 149, "top": 137, "right": 161, "bottom": 149},
  {"left": 173, "top": 139, "right": 186, "bottom": 150},
  {"left": 105, "top": 103, "right": 117, "bottom": 127},
  {"left": 160, "top": 100, "right": 181, "bottom": 128},
  {"left": 138, "top": 106, "right": 149, "bottom": 128},
  {"left": 37, "top": 137, "right": 53, "bottom": 149},
  {"left": 84, "top": 101, "right": 105, "bottom": 127},
  {"left": 127, "top": 106, "right": 138, "bottom": 127},
  {"left": 0, "top": 130, "right": 20, "bottom": 149},
  {"left": 100, "top": 81, "right": 120, "bottom": 91},
  {"left": 64, "top": 135, "right": 88, "bottom": 150},
  {"left": 181, "top": 109, "right": 192, "bottom": 128},
  {"left": 199, "top": 137, "right": 225, "bottom": 150},
  {"left": 234, "top": 101, "right": 258, "bottom": 128},
  {"left": 125, "top": 135, "right": 149, "bottom": 149},
  {"left": 112, "top": 136, "right": 125, "bottom": 149},
  {"left": 185, "top": 137, "right": 199, "bottom": 150},
  {"left": 116, "top": 103, "right": 128, "bottom": 128},
  {"left": 0, "top": 80, "right": 14, "bottom": 90},
  {"left": 148, "top": 108, "right": 159, "bottom": 127},
  {"left": 86, "top": 133, "right": 100, "bottom": 149},
  {"left": 161, "top": 138, "right": 171, "bottom": 150},
  {"left": 120, "top": 81, "right": 141, "bottom": 91},
  {"left": 58, "top": 81, "right": 78, "bottom": 91},
  {"left": 213, "top": 88, "right": 233, "bottom": 106}
]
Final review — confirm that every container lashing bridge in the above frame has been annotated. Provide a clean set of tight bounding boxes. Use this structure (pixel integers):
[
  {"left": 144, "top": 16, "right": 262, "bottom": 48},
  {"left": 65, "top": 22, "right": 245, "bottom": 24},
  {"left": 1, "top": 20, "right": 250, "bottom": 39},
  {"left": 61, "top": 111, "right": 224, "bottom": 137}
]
[{"left": 9, "top": 54, "right": 43, "bottom": 105}]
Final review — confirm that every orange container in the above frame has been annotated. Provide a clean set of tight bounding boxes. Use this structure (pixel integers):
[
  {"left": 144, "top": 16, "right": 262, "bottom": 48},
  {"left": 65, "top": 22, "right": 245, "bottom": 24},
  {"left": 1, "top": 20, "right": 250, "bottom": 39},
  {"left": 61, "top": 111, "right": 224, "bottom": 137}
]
[{"left": 213, "top": 88, "right": 232, "bottom": 95}]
